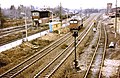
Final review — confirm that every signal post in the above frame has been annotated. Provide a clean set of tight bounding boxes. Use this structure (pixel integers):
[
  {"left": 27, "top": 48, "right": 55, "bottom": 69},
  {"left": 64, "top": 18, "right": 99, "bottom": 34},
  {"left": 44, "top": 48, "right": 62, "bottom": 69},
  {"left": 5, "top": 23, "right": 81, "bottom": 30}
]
[{"left": 72, "top": 29, "right": 78, "bottom": 70}]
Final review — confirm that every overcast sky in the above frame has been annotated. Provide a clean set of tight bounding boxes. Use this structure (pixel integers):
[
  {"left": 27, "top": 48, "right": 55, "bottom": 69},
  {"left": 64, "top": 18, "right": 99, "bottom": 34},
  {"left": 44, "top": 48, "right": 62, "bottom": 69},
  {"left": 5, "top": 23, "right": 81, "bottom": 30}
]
[{"left": 0, "top": 0, "right": 120, "bottom": 9}]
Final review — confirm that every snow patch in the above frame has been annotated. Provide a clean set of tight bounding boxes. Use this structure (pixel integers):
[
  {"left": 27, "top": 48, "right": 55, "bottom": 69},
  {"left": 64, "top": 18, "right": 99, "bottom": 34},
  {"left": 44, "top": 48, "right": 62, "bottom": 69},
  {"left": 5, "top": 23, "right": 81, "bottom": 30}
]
[{"left": 102, "top": 59, "right": 120, "bottom": 77}]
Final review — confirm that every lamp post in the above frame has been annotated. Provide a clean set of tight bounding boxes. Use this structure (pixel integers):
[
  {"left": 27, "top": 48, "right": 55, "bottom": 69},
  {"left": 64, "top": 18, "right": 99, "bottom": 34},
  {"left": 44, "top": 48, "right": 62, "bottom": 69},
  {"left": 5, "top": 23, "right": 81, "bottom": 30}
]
[{"left": 21, "top": 12, "right": 28, "bottom": 41}]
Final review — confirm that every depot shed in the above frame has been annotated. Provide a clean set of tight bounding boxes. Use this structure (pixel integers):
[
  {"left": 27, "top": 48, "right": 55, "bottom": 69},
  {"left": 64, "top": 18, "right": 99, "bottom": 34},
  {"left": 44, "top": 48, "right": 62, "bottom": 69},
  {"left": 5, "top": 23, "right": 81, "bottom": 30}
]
[{"left": 48, "top": 22, "right": 62, "bottom": 32}]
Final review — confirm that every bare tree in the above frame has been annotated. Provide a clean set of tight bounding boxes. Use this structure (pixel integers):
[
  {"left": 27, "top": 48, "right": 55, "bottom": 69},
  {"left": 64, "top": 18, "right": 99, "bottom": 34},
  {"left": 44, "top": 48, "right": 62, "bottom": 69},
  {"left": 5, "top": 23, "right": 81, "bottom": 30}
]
[{"left": 0, "top": 5, "right": 6, "bottom": 28}]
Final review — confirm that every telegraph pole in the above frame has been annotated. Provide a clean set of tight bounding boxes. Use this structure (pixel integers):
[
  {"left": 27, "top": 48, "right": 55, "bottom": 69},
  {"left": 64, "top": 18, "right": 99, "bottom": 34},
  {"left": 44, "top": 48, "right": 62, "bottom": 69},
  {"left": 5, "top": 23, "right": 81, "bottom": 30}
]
[
  {"left": 115, "top": 0, "right": 117, "bottom": 38},
  {"left": 60, "top": 2, "right": 62, "bottom": 22},
  {"left": 80, "top": 7, "right": 82, "bottom": 18},
  {"left": 21, "top": 12, "right": 28, "bottom": 41},
  {"left": 0, "top": 4, "right": 2, "bottom": 28}
]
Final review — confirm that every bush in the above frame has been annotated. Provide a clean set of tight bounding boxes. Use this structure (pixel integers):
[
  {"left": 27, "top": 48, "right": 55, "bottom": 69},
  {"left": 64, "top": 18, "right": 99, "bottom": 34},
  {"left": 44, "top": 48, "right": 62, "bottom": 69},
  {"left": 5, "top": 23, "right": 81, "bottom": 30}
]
[
  {"left": 61, "top": 44, "right": 68, "bottom": 49},
  {"left": 92, "top": 45, "right": 95, "bottom": 48},
  {"left": 53, "top": 30, "right": 59, "bottom": 34},
  {"left": 0, "top": 53, "right": 11, "bottom": 67}
]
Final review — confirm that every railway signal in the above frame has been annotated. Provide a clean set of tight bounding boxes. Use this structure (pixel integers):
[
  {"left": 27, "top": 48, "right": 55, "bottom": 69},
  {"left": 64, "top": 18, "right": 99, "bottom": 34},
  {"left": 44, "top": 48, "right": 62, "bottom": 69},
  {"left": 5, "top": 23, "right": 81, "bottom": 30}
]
[
  {"left": 69, "top": 18, "right": 81, "bottom": 70},
  {"left": 72, "top": 29, "right": 79, "bottom": 70}
]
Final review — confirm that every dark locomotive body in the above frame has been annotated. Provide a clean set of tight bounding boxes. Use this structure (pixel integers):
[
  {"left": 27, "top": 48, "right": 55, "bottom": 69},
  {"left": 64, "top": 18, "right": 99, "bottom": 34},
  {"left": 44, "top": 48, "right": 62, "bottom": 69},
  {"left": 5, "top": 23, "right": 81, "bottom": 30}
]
[{"left": 69, "top": 18, "right": 83, "bottom": 31}]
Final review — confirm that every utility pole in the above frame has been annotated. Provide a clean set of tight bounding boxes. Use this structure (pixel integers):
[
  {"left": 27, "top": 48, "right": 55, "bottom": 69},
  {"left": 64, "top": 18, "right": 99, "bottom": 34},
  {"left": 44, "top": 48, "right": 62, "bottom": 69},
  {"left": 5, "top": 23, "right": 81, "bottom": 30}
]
[
  {"left": 0, "top": 4, "right": 2, "bottom": 35},
  {"left": 80, "top": 7, "right": 82, "bottom": 18},
  {"left": 0, "top": 4, "right": 2, "bottom": 28},
  {"left": 21, "top": 12, "right": 28, "bottom": 41},
  {"left": 60, "top": 2, "right": 62, "bottom": 22},
  {"left": 115, "top": 0, "right": 117, "bottom": 38},
  {"left": 25, "top": 13, "right": 28, "bottom": 41}
]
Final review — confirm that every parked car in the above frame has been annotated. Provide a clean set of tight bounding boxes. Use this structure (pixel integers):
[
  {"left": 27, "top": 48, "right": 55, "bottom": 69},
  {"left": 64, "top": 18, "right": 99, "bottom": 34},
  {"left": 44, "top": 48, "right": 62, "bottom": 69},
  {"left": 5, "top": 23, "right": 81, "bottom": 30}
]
[{"left": 109, "top": 42, "right": 115, "bottom": 48}]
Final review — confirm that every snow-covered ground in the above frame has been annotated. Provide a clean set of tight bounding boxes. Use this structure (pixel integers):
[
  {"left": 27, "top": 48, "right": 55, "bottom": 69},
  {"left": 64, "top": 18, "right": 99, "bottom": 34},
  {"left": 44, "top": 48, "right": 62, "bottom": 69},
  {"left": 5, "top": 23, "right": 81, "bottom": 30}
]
[
  {"left": 102, "top": 59, "right": 120, "bottom": 77},
  {"left": 78, "top": 25, "right": 100, "bottom": 70}
]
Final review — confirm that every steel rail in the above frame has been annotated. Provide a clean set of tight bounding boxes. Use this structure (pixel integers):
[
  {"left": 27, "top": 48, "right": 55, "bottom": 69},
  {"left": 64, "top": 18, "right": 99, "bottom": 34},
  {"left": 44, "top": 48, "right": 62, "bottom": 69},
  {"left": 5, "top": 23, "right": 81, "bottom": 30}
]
[
  {"left": 33, "top": 14, "right": 100, "bottom": 78},
  {"left": 83, "top": 21, "right": 107, "bottom": 78},
  {"left": 98, "top": 22, "right": 107, "bottom": 78},
  {"left": 0, "top": 14, "right": 100, "bottom": 78},
  {"left": 44, "top": 19, "right": 96, "bottom": 78},
  {"left": 0, "top": 32, "right": 71, "bottom": 78}
]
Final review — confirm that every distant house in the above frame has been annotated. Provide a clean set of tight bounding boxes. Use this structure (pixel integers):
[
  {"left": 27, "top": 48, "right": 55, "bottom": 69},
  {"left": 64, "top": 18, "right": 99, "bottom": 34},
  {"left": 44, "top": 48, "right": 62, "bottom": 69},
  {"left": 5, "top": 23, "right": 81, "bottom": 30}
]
[
  {"left": 31, "top": 10, "right": 50, "bottom": 26},
  {"left": 109, "top": 7, "right": 120, "bottom": 17}
]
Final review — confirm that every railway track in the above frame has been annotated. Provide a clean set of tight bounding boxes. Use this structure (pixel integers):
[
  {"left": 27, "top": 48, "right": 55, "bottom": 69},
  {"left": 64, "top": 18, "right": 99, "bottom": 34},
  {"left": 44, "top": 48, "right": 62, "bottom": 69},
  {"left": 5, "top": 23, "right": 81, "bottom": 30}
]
[
  {"left": 83, "top": 21, "right": 107, "bottom": 78},
  {"left": 0, "top": 32, "right": 72, "bottom": 78},
  {"left": 0, "top": 24, "right": 32, "bottom": 38},
  {"left": 33, "top": 15, "right": 100, "bottom": 78},
  {"left": 1, "top": 27, "right": 23, "bottom": 35},
  {"left": 0, "top": 14, "right": 100, "bottom": 78},
  {"left": 0, "top": 23, "right": 48, "bottom": 38}
]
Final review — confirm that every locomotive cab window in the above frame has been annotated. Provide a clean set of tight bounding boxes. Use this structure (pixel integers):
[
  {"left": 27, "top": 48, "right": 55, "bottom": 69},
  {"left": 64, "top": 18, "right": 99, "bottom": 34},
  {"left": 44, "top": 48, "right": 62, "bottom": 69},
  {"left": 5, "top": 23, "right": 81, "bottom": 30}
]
[
  {"left": 70, "top": 21, "right": 78, "bottom": 24},
  {"left": 32, "top": 12, "right": 39, "bottom": 16},
  {"left": 70, "top": 21, "right": 74, "bottom": 23},
  {"left": 74, "top": 21, "right": 78, "bottom": 23}
]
